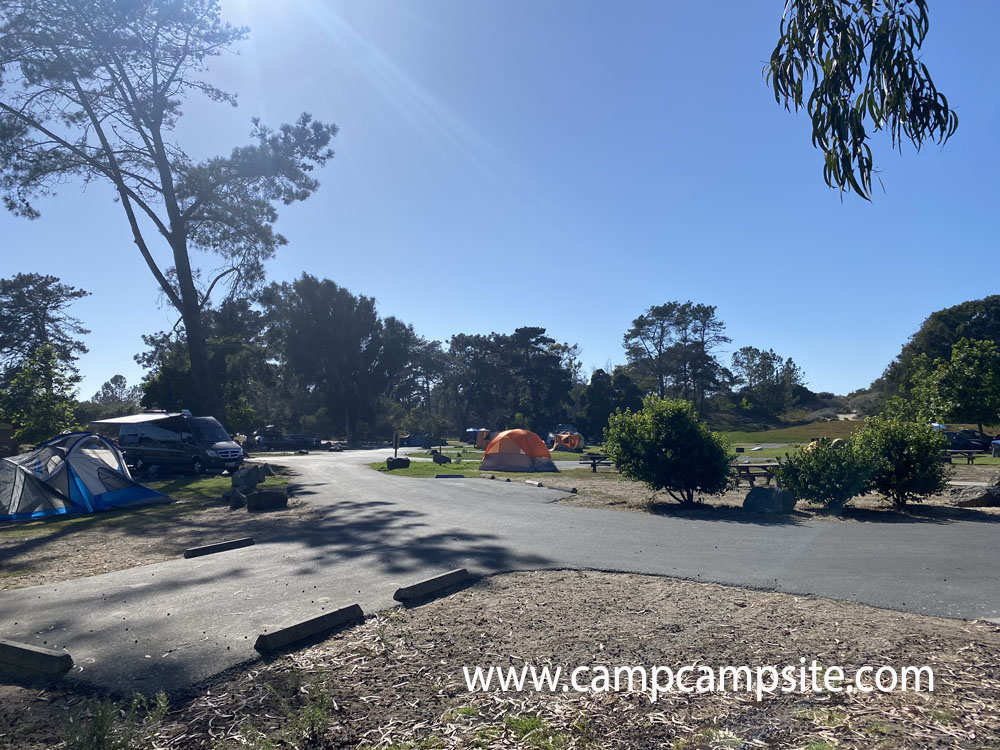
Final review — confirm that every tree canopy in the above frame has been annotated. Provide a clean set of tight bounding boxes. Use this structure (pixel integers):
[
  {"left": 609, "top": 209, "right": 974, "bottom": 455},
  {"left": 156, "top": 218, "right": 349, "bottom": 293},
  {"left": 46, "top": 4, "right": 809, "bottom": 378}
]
[
  {"left": 623, "top": 301, "right": 730, "bottom": 413},
  {"left": 0, "top": 0, "right": 337, "bottom": 417},
  {"left": 0, "top": 342, "right": 79, "bottom": 444},
  {"left": 0, "top": 272, "right": 89, "bottom": 375}
]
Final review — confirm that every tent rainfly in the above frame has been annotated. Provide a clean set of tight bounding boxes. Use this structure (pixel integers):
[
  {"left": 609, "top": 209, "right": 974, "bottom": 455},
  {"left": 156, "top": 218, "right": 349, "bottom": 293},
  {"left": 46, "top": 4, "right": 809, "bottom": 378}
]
[
  {"left": 552, "top": 431, "right": 583, "bottom": 452},
  {"left": 0, "top": 432, "right": 169, "bottom": 522},
  {"left": 479, "top": 429, "right": 558, "bottom": 473}
]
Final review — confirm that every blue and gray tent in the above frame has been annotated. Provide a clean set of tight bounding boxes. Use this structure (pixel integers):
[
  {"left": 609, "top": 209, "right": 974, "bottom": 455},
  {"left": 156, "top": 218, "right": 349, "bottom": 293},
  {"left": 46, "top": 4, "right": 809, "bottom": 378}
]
[{"left": 0, "top": 432, "right": 170, "bottom": 521}]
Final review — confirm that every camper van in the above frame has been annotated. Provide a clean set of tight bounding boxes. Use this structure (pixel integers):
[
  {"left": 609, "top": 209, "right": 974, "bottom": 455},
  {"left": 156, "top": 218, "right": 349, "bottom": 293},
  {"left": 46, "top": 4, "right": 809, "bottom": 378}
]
[{"left": 100, "top": 411, "right": 244, "bottom": 475}]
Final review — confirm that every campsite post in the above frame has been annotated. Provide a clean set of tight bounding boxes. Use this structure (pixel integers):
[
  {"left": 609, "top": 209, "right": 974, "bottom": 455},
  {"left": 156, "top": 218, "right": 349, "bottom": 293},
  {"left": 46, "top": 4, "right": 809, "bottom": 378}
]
[{"left": 393, "top": 431, "right": 399, "bottom": 458}]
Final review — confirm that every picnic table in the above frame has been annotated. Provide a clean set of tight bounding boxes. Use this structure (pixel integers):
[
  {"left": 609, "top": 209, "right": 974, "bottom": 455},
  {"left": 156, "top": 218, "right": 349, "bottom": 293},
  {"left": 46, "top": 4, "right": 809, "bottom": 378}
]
[
  {"left": 943, "top": 449, "right": 986, "bottom": 465},
  {"left": 732, "top": 461, "right": 780, "bottom": 487},
  {"left": 579, "top": 452, "right": 613, "bottom": 472}
]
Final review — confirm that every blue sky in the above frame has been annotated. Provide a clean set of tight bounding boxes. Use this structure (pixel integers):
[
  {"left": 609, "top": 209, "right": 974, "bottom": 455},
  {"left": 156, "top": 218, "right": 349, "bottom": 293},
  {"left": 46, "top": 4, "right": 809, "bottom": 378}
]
[{"left": 3, "top": 1, "right": 997, "bottom": 399}]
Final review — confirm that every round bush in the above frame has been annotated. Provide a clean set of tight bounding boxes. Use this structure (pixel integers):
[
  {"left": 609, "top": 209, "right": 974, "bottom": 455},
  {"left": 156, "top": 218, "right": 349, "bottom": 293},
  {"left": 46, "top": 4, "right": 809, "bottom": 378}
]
[
  {"left": 775, "top": 441, "right": 872, "bottom": 510},
  {"left": 852, "top": 415, "right": 948, "bottom": 507},
  {"left": 604, "top": 397, "right": 730, "bottom": 505}
]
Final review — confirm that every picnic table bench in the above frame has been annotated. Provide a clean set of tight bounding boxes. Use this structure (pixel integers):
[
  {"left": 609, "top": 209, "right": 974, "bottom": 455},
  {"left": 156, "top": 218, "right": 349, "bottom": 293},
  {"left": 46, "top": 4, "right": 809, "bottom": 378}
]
[
  {"left": 732, "top": 461, "right": 780, "bottom": 487},
  {"left": 579, "top": 452, "right": 613, "bottom": 472},
  {"left": 943, "top": 449, "right": 986, "bottom": 465}
]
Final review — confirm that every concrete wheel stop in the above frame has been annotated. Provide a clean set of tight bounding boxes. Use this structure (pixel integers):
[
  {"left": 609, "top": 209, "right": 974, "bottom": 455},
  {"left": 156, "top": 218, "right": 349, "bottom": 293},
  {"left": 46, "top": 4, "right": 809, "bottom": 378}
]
[
  {"left": 253, "top": 603, "right": 364, "bottom": 653},
  {"left": 183, "top": 537, "right": 255, "bottom": 558},
  {"left": 0, "top": 638, "right": 73, "bottom": 675},
  {"left": 393, "top": 568, "right": 474, "bottom": 604}
]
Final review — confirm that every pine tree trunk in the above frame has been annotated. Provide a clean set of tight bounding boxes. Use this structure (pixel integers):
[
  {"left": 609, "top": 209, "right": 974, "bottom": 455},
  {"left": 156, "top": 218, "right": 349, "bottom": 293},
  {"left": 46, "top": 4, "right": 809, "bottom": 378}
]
[{"left": 169, "top": 236, "right": 223, "bottom": 420}]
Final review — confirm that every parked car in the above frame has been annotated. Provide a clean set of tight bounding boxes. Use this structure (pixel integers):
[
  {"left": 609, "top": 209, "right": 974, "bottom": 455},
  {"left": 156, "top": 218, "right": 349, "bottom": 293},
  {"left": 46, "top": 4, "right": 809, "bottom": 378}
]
[
  {"left": 285, "top": 434, "right": 323, "bottom": 450},
  {"left": 254, "top": 434, "right": 293, "bottom": 451},
  {"left": 113, "top": 411, "right": 243, "bottom": 475},
  {"left": 944, "top": 431, "right": 987, "bottom": 451}
]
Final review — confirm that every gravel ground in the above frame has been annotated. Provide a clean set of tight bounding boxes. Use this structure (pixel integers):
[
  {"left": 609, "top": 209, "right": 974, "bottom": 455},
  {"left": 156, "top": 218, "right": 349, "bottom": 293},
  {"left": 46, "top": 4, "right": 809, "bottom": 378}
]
[{"left": 2, "top": 570, "right": 998, "bottom": 749}]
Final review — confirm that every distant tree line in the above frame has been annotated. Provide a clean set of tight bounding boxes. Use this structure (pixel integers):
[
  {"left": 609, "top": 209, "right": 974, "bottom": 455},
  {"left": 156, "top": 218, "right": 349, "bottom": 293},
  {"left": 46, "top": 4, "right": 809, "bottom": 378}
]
[
  {"left": 1, "top": 271, "right": 835, "bottom": 446},
  {"left": 5, "top": 273, "right": 999, "bottom": 448}
]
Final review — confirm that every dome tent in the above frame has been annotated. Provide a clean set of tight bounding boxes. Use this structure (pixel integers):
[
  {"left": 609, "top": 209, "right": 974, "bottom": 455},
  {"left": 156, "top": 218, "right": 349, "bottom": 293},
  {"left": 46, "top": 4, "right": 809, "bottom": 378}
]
[
  {"left": 0, "top": 432, "right": 169, "bottom": 521},
  {"left": 479, "top": 429, "right": 558, "bottom": 473}
]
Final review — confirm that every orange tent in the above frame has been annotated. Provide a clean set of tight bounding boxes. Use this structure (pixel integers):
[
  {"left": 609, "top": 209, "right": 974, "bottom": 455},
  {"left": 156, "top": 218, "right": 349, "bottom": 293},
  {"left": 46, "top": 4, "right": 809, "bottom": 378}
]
[
  {"left": 479, "top": 429, "right": 558, "bottom": 473},
  {"left": 552, "top": 431, "right": 583, "bottom": 452}
]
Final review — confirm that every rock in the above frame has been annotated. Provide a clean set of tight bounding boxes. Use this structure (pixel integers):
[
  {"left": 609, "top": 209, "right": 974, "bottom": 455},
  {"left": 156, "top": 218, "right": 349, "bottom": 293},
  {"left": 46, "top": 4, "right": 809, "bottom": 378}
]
[
  {"left": 743, "top": 486, "right": 797, "bottom": 514},
  {"left": 386, "top": 456, "right": 411, "bottom": 470},
  {"left": 246, "top": 488, "right": 288, "bottom": 512},
  {"left": 224, "top": 488, "right": 246, "bottom": 510},
  {"left": 949, "top": 484, "right": 1000, "bottom": 508},
  {"left": 232, "top": 465, "right": 265, "bottom": 492}
]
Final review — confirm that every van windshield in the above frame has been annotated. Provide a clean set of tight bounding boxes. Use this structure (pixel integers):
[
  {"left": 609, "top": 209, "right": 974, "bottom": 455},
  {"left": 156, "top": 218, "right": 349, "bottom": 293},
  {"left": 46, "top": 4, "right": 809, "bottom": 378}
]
[{"left": 189, "top": 417, "right": 231, "bottom": 444}]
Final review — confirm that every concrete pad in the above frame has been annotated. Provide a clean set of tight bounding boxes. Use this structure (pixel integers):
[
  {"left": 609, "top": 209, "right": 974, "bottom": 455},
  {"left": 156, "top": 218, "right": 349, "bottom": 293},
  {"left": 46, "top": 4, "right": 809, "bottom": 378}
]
[
  {"left": 253, "top": 603, "right": 363, "bottom": 652},
  {"left": 0, "top": 638, "right": 73, "bottom": 674},
  {"left": 393, "top": 568, "right": 473, "bottom": 603},
  {"left": 183, "top": 537, "right": 255, "bottom": 559}
]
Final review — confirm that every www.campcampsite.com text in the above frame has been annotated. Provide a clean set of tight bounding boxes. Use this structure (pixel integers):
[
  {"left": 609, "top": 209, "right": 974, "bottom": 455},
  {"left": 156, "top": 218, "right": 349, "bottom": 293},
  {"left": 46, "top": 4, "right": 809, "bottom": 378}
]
[{"left": 463, "top": 659, "right": 934, "bottom": 702}]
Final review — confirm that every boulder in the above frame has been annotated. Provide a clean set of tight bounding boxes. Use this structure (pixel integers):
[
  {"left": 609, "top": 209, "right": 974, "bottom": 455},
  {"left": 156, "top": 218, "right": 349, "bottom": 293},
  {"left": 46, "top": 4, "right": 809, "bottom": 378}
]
[
  {"left": 232, "top": 464, "right": 266, "bottom": 492},
  {"left": 386, "top": 456, "right": 411, "bottom": 470},
  {"left": 246, "top": 488, "right": 288, "bottom": 512},
  {"left": 743, "top": 486, "right": 797, "bottom": 514},
  {"left": 225, "top": 488, "right": 246, "bottom": 510},
  {"left": 949, "top": 475, "right": 1000, "bottom": 507}
]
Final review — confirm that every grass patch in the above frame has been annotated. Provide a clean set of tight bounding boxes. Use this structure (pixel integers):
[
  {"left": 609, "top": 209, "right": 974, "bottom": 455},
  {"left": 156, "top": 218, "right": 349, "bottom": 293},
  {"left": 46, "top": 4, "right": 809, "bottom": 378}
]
[
  {"left": 718, "top": 420, "right": 863, "bottom": 443},
  {"left": 373, "top": 459, "right": 590, "bottom": 481}
]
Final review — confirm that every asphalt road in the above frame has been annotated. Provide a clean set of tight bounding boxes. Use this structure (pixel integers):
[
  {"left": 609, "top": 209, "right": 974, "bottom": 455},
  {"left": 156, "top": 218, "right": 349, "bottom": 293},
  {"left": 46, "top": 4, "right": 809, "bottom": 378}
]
[{"left": 1, "top": 448, "right": 998, "bottom": 696}]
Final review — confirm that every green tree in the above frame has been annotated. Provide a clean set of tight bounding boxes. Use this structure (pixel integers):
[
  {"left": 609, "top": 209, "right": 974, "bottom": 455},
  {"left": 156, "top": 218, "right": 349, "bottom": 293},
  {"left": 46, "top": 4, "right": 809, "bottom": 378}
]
[
  {"left": 136, "top": 299, "right": 278, "bottom": 434},
  {"left": 580, "top": 369, "right": 615, "bottom": 440},
  {"left": 879, "top": 296, "right": 1000, "bottom": 400},
  {"left": 0, "top": 343, "right": 79, "bottom": 445},
  {"left": 776, "top": 441, "right": 873, "bottom": 510},
  {"left": 611, "top": 367, "right": 644, "bottom": 414},
  {"left": 623, "top": 301, "right": 729, "bottom": 413},
  {"left": 911, "top": 339, "right": 1000, "bottom": 438},
  {"left": 0, "top": 273, "right": 89, "bottom": 376},
  {"left": 261, "top": 274, "right": 414, "bottom": 444},
  {"left": 604, "top": 396, "right": 730, "bottom": 505},
  {"left": 92, "top": 374, "right": 143, "bottom": 408},
  {"left": 0, "top": 0, "right": 337, "bottom": 418},
  {"left": 74, "top": 373, "right": 144, "bottom": 423},
  {"left": 853, "top": 414, "right": 947, "bottom": 507},
  {"left": 730, "top": 346, "right": 805, "bottom": 418},
  {"left": 443, "top": 333, "right": 502, "bottom": 431},
  {"left": 768, "top": 0, "right": 957, "bottom": 199}
]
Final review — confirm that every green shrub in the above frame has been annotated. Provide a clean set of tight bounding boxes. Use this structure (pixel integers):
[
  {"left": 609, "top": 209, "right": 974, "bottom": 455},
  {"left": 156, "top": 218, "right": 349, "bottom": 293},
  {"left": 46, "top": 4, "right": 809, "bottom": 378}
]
[
  {"left": 775, "top": 441, "right": 873, "bottom": 510},
  {"left": 604, "top": 397, "right": 730, "bottom": 505},
  {"left": 852, "top": 415, "right": 948, "bottom": 507}
]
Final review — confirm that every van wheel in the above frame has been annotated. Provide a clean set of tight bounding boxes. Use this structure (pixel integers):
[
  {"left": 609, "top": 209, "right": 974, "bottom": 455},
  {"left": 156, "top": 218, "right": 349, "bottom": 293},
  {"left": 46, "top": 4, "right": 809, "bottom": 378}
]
[{"left": 191, "top": 457, "right": 205, "bottom": 475}]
